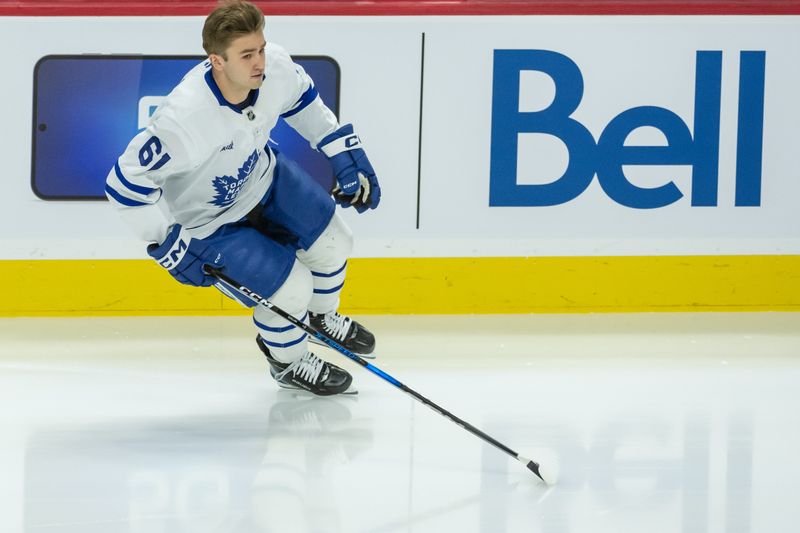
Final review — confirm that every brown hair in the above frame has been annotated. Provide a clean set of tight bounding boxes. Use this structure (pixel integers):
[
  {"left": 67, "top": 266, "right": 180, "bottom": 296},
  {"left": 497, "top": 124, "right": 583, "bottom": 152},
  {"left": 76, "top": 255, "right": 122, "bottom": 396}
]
[{"left": 202, "top": 1, "right": 265, "bottom": 58}]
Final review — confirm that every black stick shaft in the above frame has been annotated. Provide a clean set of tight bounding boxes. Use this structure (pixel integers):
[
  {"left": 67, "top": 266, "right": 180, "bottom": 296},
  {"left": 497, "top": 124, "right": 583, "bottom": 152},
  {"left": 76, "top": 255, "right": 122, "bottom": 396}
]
[{"left": 205, "top": 266, "right": 544, "bottom": 481}]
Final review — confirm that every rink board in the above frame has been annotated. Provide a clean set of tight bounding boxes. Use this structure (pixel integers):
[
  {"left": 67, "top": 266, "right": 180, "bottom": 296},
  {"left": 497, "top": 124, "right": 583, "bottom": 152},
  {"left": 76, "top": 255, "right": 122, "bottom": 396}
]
[{"left": 1, "top": 256, "right": 798, "bottom": 316}]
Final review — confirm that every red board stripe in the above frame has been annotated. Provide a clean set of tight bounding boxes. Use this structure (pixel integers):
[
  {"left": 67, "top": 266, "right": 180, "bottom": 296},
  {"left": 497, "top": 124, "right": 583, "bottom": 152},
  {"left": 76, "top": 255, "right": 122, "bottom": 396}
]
[{"left": 1, "top": 1, "right": 800, "bottom": 16}]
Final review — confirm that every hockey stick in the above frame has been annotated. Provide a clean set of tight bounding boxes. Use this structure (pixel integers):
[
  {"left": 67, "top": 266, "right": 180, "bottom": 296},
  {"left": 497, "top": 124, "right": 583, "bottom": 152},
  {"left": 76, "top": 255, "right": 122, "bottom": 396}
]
[{"left": 204, "top": 265, "right": 553, "bottom": 484}]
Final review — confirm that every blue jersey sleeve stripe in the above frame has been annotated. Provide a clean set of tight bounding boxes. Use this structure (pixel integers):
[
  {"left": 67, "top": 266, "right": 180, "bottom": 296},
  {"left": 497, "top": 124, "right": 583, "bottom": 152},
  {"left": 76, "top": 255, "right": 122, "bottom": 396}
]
[
  {"left": 311, "top": 262, "right": 347, "bottom": 278},
  {"left": 115, "top": 161, "right": 158, "bottom": 196},
  {"left": 105, "top": 184, "right": 149, "bottom": 207},
  {"left": 280, "top": 85, "right": 319, "bottom": 119}
]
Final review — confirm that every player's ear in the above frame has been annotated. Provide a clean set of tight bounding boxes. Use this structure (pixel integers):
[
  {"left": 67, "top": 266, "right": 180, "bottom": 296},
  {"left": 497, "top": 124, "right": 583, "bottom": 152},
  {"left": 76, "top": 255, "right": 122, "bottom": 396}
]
[{"left": 208, "top": 53, "right": 225, "bottom": 70}]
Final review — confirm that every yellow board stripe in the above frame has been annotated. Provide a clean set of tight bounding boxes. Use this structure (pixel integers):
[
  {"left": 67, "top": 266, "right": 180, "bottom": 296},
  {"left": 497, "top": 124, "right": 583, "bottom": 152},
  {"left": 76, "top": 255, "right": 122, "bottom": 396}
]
[{"left": 1, "top": 256, "right": 798, "bottom": 316}]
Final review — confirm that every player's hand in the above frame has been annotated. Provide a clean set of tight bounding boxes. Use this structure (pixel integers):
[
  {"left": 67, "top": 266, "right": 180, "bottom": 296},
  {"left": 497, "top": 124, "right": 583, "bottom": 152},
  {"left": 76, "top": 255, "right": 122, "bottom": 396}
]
[
  {"left": 147, "top": 224, "right": 224, "bottom": 287},
  {"left": 317, "top": 124, "right": 381, "bottom": 213}
]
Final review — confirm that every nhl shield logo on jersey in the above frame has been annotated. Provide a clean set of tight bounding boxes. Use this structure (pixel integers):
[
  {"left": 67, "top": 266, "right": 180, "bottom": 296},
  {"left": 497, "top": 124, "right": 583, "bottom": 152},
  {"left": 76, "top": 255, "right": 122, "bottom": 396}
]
[{"left": 209, "top": 149, "right": 260, "bottom": 208}]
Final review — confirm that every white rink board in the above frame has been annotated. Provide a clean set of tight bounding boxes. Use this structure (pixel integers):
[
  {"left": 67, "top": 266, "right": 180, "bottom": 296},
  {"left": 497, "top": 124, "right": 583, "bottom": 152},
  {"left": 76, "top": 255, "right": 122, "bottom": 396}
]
[{"left": 0, "top": 16, "right": 798, "bottom": 259}]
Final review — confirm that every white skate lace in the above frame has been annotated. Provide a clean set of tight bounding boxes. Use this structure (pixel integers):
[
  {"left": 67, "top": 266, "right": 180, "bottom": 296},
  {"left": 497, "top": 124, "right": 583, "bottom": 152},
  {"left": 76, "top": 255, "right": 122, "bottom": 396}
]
[
  {"left": 277, "top": 352, "right": 326, "bottom": 385},
  {"left": 319, "top": 312, "right": 352, "bottom": 342}
]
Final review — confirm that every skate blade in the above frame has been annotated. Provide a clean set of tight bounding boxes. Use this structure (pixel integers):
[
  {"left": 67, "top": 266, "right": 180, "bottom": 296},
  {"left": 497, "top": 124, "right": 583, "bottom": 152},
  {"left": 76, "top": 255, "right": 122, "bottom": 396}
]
[
  {"left": 276, "top": 382, "right": 359, "bottom": 396},
  {"left": 309, "top": 336, "right": 376, "bottom": 359}
]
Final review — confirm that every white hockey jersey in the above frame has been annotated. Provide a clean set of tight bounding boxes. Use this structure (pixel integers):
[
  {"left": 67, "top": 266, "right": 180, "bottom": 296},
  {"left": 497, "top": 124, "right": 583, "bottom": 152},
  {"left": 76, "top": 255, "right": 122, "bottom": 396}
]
[{"left": 106, "top": 42, "right": 339, "bottom": 244}]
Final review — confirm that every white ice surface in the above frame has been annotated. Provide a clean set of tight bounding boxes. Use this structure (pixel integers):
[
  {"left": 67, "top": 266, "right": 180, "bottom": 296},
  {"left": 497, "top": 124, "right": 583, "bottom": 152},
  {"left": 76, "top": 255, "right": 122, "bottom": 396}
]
[{"left": 1, "top": 313, "right": 799, "bottom": 533}]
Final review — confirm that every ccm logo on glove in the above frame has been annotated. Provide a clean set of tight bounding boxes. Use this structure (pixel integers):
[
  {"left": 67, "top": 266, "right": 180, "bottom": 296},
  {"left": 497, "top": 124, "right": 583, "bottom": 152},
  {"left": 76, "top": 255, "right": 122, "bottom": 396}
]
[
  {"left": 147, "top": 225, "right": 224, "bottom": 287},
  {"left": 317, "top": 124, "right": 381, "bottom": 213},
  {"left": 157, "top": 238, "right": 188, "bottom": 269}
]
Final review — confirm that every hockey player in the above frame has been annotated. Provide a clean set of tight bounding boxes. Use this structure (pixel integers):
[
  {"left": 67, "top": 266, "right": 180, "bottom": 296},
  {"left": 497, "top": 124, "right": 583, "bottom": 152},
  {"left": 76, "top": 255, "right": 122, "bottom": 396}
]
[{"left": 105, "top": 0, "right": 379, "bottom": 396}]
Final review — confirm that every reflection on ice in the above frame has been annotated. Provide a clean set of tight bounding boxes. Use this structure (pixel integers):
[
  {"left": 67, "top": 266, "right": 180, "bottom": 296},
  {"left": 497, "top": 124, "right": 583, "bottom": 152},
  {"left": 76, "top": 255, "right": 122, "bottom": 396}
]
[
  {"left": 24, "top": 392, "right": 373, "bottom": 532},
  {"left": 0, "top": 313, "right": 796, "bottom": 533}
]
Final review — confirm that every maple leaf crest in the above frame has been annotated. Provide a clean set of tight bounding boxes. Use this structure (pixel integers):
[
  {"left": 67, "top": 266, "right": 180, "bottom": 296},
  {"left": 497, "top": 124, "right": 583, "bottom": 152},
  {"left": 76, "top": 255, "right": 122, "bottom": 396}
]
[{"left": 209, "top": 150, "right": 260, "bottom": 208}]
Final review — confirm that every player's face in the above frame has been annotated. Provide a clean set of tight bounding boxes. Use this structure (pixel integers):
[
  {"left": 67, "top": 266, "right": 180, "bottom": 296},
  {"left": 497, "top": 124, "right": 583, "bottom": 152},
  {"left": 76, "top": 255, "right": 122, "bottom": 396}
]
[{"left": 219, "top": 32, "right": 266, "bottom": 92}]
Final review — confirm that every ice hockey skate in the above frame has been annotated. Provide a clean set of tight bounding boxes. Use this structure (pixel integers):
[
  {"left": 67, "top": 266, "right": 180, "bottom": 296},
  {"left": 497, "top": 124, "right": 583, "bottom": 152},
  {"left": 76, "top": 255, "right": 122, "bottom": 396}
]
[
  {"left": 308, "top": 311, "right": 376, "bottom": 358},
  {"left": 257, "top": 336, "right": 356, "bottom": 396}
]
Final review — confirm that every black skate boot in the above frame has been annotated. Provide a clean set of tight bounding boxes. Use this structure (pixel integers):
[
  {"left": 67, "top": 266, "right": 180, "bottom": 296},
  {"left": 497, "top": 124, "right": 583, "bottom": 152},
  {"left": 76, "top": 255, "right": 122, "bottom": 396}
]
[
  {"left": 256, "top": 336, "right": 355, "bottom": 396},
  {"left": 308, "top": 311, "right": 376, "bottom": 357}
]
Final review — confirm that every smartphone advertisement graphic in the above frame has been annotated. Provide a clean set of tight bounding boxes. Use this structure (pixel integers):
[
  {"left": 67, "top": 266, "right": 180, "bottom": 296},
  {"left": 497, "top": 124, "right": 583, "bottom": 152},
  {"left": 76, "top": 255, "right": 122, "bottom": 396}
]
[{"left": 32, "top": 55, "right": 340, "bottom": 200}]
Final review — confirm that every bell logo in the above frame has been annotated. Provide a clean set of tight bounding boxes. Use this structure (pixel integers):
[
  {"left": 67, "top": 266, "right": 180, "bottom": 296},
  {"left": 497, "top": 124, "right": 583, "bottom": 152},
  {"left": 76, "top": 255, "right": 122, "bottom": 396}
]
[{"left": 489, "top": 50, "right": 765, "bottom": 209}]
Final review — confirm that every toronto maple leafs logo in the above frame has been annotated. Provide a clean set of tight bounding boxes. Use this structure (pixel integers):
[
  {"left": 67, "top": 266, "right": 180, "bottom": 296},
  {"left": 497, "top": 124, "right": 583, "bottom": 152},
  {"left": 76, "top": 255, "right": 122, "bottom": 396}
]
[{"left": 209, "top": 150, "right": 259, "bottom": 208}]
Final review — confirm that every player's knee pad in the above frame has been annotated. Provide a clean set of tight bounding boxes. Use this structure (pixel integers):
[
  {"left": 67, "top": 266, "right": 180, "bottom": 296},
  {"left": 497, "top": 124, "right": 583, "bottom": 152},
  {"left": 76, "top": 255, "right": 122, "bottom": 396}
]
[
  {"left": 297, "top": 214, "right": 352, "bottom": 315},
  {"left": 296, "top": 213, "right": 353, "bottom": 272},
  {"left": 256, "top": 260, "right": 313, "bottom": 320},
  {"left": 253, "top": 261, "right": 313, "bottom": 363}
]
